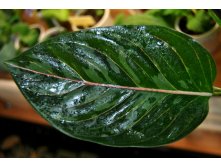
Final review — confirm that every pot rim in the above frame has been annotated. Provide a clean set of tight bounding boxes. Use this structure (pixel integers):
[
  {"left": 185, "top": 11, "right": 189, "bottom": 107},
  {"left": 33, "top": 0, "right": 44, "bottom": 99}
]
[
  {"left": 92, "top": 9, "right": 111, "bottom": 28},
  {"left": 70, "top": 9, "right": 111, "bottom": 31},
  {"left": 174, "top": 17, "right": 220, "bottom": 39}
]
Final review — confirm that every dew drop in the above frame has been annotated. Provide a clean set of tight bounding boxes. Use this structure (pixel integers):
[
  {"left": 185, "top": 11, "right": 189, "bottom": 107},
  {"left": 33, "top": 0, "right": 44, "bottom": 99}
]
[
  {"left": 138, "top": 26, "right": 146, "bottom": 31},
  {"left": 157, "top": 41, "right": 162, "bottom": 46},
  {"left": 96, "top": 31, "right": 101, "bottom": 35},
  {"left": 49, "top": 87, "right": 56, "bottom": 93},
  {"left": 144, "top": 33, "right": 150, "bottom": 37}
]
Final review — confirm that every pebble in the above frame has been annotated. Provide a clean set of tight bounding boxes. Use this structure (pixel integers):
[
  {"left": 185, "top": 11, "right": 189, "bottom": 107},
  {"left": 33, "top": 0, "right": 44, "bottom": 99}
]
[{"left": 1, "top": 135, "right": 21, "bottom": 150}]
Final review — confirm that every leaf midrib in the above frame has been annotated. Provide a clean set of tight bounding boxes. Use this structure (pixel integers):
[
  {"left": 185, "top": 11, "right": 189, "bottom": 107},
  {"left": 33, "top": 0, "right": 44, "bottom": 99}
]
[{"left": 7, "top": 63, "right": 212, "bottom": 97}]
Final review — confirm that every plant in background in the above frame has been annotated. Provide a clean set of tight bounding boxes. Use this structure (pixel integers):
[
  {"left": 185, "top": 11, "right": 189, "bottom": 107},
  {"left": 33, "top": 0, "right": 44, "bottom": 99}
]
[
  {"left": 0, "top": 10, "right": 18, "bottom": 70},
  {"left": 41, "top": 9, "right": 70, "bottom": 22},
  {"left": 209, "top": 9, "right": 221, "bottom": 26},
  {"left": 114, "top": 11, "right": 170, "bottom": 27},
  {"left": 12, "top": 22, "right": 40, "bottom": 47},
  {"left": 115, "top": 9, "right": 216, "bottom": 35},
  {"left": 115, "top": 9, "right": 221, "bottom": 53},
  {"left": 0, "top": 10, "right": 40, "bottom": 70},
  {"left": 0, "top": 9, "right": 109, "bottom": 71},
  {"left": 114, "top": 9, "right": 190, "bottom": 28},
  {"left": 0, "top": 42, "right": 16, "bottom": 71},
  {"left": 0, "top": 10, "right": 40, "bottom": 49},
  {"left": 0, "top": 10, "right": 19, "bottom": 47},
  {"left": 4, "top": 10, "right": 221, "bottom": 147},
  {"left": 175, "top": 9, "right": 216, "bottom": 35},
  {"left": 39, "top": 9, "right": 107, "bottom": 31}
]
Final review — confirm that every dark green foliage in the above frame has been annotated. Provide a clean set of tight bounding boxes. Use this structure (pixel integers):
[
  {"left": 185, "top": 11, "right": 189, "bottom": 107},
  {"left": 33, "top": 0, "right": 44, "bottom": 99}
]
[{"left": 6, "top": 26, "right": 216, "bottom": 147}]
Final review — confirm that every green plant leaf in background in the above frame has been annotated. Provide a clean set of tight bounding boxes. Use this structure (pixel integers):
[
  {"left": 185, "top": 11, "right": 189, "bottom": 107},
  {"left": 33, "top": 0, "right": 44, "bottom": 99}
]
[
  {"left": 6, "top": 26, "right": 216, "bottom": 147},
  {"left": 186, "top": 10, "right": 214, "bottom": 33},
  {"left": 12, "top": 23, "right": 40, "bottom": 47},
  {"left": 209, "top": 9, "right": 221, "bottom": 26},
  {"left": 0, "top": 10, "right": 21, "bottom": 47},
  {"left": 0, "top": 42, "right": 17, "bottom": 71},
  {"left": 41, "top": 9, "right": 70, "bottom": 22},
  {"left": 0, "top": 10, "right": 13, "bottom": 46},
  {"left": 114, "top": 13, "right": 170, "bottom": 28},
  {"left": 144, "top": 9, "right": 190, "bottom": 28}
]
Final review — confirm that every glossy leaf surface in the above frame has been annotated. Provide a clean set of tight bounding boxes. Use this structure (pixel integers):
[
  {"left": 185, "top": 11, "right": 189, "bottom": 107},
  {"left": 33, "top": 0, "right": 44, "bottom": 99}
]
[{"left": 7, "top": 26, "right": 216, "bottom": 147}]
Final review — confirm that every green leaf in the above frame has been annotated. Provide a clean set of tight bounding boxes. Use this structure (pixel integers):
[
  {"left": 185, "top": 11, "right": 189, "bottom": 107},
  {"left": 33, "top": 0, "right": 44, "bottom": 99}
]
[
  {"left": 6, "top": 26, "right": 216, "bottom": 147},
  {"left": 186, "top": 10, "right": 214, "bottom": 33},
  {"left": 143, "top": 9, "right": 191, "bottom": 28},
  {"left": 12, "top": 22, "right": 40, "bottom": 47},
  {"left": 114, "top": 13, "right": 126, "bottom": 25},
  {"left": 12, "top": 22, "right": 30, "bottom": 36},
  {"left": 95, "top": 9, "right": 104, "bottom": 17},
  {"left": 114, "top": 13, "right": 170, "bottom": 28},
  {"left": 19, "top": 28, "right": 40, "bottom": 47},
  {"left": 41, "top": 9, "right": 70, "bottom": 22},
  {"left": 209, "top": 9, "right": 221, "bottom": 26},
  {"left": 0, "top": 42, "right": 17, "bottom": 71}
]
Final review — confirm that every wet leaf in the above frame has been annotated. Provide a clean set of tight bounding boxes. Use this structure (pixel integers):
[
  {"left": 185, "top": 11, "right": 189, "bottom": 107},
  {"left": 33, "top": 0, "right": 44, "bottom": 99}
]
[{"left": 6, "top": 26, "right": 216, "bottom": 147}]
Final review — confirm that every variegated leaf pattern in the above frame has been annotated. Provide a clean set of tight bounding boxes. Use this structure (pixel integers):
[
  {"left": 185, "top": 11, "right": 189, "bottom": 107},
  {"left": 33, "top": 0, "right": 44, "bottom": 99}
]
[{"left": 7, "top": 26, "right": 216, "bottom": 146}]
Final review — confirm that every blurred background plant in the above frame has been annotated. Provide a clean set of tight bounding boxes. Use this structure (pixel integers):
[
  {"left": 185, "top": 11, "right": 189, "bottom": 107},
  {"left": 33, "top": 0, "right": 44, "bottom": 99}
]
[
  {"left": 0, "top": 9, "right": 219, "bottom": 71},
  {"left": 114, "top": 9, "right": 220, "bottom": 53},
  {"left": 0, "top": 10, "right": 40, "bottom": 70},
  {"left": 0, "top": 9, "right": 112, "bottom": 71},
  {"left": 114, "top": 9, "right": 215, "bottom": 34}
]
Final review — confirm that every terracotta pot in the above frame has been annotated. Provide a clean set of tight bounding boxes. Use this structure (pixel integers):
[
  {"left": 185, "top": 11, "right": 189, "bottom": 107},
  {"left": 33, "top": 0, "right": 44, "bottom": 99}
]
[
  {"left": 175, "top": 18, "right": 221, "bottom": 53},
  {"left": 93, "top": 9, "right": 113, "bottom": 28},
  {"left": 198, "top": 97, "right": 221, "bottom": 132},
  {"left": 0, "top": 80, "right": 30, "bottom": 108}
]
